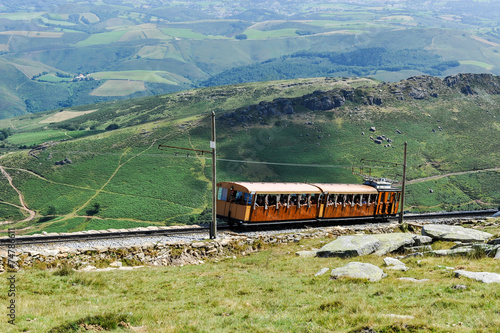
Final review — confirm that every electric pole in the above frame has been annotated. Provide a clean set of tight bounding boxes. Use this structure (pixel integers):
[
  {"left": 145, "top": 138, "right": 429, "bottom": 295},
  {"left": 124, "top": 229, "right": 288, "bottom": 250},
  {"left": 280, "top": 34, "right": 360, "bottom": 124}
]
[
  {"left": 210, "top": 111, "right": 217, "bottom": 239},
  {"left": 398, "top": 141, "right": 407, "bottom": 224}
]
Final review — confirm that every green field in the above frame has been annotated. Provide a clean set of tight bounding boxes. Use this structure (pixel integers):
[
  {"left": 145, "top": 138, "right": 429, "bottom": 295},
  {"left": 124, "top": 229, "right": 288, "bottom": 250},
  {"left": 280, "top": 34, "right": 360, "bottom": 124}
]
[
  {"left": 90, "top": 80, "right": 146, "bottom": 97},
  {"left": 74, "top": 31, "right": 127, "bottom": 47},
  {"left": 90, "top": 71, "right": 178, "bottom": 84}
]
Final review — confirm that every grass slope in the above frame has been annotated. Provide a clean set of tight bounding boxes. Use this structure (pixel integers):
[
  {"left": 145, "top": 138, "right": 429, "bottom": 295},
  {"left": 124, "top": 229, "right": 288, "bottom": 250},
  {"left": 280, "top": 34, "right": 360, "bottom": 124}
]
[
  {"left": 0, "top": 76, "right": 499, "bottom": 233},
  {"left": 1, "top": 228, "right": 500, "bottom": 332}
]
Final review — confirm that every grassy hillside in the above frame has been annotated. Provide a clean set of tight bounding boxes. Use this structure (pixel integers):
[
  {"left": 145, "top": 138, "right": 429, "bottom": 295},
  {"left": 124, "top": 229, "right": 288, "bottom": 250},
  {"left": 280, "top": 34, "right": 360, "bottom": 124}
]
[{"left": 0, "top": 75, "right": 499, "bottom": 234}]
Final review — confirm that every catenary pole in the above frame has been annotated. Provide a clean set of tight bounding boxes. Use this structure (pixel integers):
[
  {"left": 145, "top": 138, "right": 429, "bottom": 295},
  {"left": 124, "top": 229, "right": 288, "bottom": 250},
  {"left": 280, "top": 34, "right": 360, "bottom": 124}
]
[
  {"left": 210, "top": 111, "right": 217, "bottom": 239},
  {"left": 398, "top": 141, "right": 407, "bottom": 224}
]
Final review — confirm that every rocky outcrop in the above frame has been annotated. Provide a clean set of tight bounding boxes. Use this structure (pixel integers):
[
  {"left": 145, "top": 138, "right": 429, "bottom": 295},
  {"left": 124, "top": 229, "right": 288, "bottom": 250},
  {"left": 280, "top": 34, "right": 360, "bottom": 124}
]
[
  {"left": 316, "top": 233, "right": 417, "bottom": 258},
  {"left": 330, "top": 262, "right": 387, "bottom": 282},
  {"left": 422, "top": 224, "right": 493, "bottom": 242}
]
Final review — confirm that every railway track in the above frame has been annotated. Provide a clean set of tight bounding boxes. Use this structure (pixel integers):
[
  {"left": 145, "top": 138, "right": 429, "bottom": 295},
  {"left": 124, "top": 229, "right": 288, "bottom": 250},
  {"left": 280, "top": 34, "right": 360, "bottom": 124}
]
[{"left": 1, "top": 209, "right": 497, "bottom": 246}]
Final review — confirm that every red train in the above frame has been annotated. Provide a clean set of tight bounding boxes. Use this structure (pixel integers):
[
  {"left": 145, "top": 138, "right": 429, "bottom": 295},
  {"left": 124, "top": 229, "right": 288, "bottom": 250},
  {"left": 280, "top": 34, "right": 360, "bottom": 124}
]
[{"left": 216, "top": 180, "right": 401, "bottom": 226}]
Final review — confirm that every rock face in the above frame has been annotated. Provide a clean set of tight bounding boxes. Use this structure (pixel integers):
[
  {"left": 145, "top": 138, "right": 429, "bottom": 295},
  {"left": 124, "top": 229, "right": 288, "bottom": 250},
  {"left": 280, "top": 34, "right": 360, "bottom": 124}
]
[
  {"left": 422, "top": 224, "right": 492, "bottom": 242},
  {"left": 455, "top": 270, "right": 500, "bottom": 283},
  {"left": 316, "top": 235, "right": 381, "bottom": 258},
  {"left": 331, "top": 262, "right": 386, "bottom": 282}
]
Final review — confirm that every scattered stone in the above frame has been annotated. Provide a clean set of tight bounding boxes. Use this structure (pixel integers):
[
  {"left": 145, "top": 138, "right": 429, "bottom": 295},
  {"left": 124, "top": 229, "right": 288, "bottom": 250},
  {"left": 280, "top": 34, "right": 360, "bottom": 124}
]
[
  {"left": 398, "top": 277, "right": 429, "bottom": 283},
  {"left": 79, "top": 265, "right": 96, "bottom": 271},
  {"left": 315, "top": 268, "right": 330, "bottom": 276},
  {"left": 404, "top": 245, "right": 432, "bottom": 253},
  {"left": 422, "top": 224, "right": 493, "bottom": 242},
  {"left": 455, "top": 270, "right": 500, "bottom": 283},
  {"left": 110, "top": 261, "right": 122, "bottom": 267},
  {"left": 452, "top": 284, "right": 467, "bottom": 290},
  {"left": 383, "top": 257, "right": 405, "bottom": 266},
  {"left": 369, "top": 127, "right": 376, "bottom": 132},
  {"left": 330, "top": 262, "right": 386, "bottom": 282},
  {"left": 495, "top": 248, "right": 500, "bottom": 260},
  {"left": 432, "top": 248, "right": 474, "bottom": 256},
  {"left": 385, "top": 265, "right": 409, "bottom": 271},
  {"left": 383, "top": 314, "right": 415, "bottom": 320}
]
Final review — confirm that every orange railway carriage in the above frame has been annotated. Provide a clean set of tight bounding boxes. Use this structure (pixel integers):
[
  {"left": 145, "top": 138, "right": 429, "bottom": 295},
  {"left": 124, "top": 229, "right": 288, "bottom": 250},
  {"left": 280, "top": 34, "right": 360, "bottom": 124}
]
[
  {"left": 312, "top": 183, "right": 380, "bottom": 219},
  {"left": 216, "top": 181, "right": 401, "bottom": 225},
  {"left": 216, "top": 182, "right": 322, "bottom": 225}
]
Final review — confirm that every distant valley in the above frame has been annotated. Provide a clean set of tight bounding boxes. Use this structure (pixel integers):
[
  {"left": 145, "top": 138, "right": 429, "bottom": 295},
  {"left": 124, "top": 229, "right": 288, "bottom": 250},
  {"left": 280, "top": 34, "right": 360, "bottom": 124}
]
[{"left": 1, "top": 0, "right": 500, "bottom": 118}]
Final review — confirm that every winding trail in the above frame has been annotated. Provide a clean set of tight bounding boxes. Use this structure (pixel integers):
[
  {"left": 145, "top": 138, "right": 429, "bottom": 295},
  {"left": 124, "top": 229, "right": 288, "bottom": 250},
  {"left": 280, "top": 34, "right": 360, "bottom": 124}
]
[
  {"left": 407, "top": 167, "right": 500, "bottom": 184},
  {"left": 0, "top": 166, "right": 36, "bottom": 223}
]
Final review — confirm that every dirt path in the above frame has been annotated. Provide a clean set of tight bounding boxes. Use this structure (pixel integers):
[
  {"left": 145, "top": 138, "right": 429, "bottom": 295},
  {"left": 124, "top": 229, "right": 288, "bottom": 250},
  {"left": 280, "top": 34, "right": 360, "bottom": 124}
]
[
  {"left": 407, "top": 167, "right": 500, "bottom": 184},
  {"left": 0, "top": 166, "right": 36, "bottom": 223}
]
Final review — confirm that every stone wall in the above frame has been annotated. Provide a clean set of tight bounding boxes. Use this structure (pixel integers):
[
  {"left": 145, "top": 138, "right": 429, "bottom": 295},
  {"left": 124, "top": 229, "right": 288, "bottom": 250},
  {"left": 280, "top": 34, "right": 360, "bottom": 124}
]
[{"left": 0, "top": 224, "right": 398, "bottom": 273}]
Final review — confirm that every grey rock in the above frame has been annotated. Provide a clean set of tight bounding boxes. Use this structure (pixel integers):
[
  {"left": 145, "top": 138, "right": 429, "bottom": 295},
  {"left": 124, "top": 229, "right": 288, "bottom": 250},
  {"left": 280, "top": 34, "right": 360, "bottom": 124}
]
[
  {"left": 404, "top": 245, "right": 432, "bottom": 253},
  {"left": 495, "top": 248, "right": 500, "bottom": 260},
  {"left": 413, "top": 235, "right": 433, "bottom": 246},
  {"left": 372, "top": 233, "right": 416, "bottom": 256},
  {"left": 432, "top": 248, "right": 474, "bottom": 256},
  {"left": 398, "top": 277, "right": 429, "bottom": 283},
  {"left": 316, "top": 235, "right": 381, "bottom": 258},
  {"left": 383, "top": 314, "right": 415, "bottom": 320},
  {"left": 315, "top": 268, "right": 330, "bottom": 276},
  {"left": 422, "top": 224, "right": 492, "bottom": 242},
  {"left": 489, "top": 237, "right": 500, "bottom": 245},
  {"left": 385, "top": 265, "right": 409, "bottom": 271},
  {"left": 455, "top": 270, "right": 500, "bottom": 283},
  {"left": 452, "top": 284, "right": 467, "bottom": 290},
  {"left": 383, "top": 257, "right": 405, "bottom": 266},
  {"left": 330, "top": 262, "right": 387, "bottom": 282}
]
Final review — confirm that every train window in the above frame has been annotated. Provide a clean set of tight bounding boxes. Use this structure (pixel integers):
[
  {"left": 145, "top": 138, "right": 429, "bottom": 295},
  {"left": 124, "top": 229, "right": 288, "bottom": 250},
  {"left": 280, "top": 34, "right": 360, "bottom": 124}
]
[
  {"left": 255, "top": 194, "right": 265, "bottom": 207},
  {"left": 346, "top": 194, "right": 353, "bottom": 206},
  {"left": 243, "top": 193, "right": 253, "bottom": 205},
  {"left": 337, "top": 195, "right": 343, "bottom": 206},
  {"left": 289, "top": 194, "right": 297, "bottom": 206},
  {"left": 217, "top": 187, "right": 228, "bottom": 201},
  {"left": 233, "top": 191, "right": 243, "bottom": 204},
  {"left": 395, "top": 192, "right": 401, "bottom": 202},
  {"left": 279, "top": 195, "right": 288, "bottom": 208}
]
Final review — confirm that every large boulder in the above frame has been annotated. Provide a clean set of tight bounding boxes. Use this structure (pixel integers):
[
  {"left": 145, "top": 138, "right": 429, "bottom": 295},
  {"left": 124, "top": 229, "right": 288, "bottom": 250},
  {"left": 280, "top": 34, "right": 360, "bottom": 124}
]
[
  {"left": 331, "top": 262, "right": 386, "bottom": 282},
  {"left": 316, "top": 233, "right": 417, "bottom": 258},
  {"left": 422, "top": 224, "right": 492, "bottom": 242},
  {"left": 372, "top": 233, "right": 416, "bottom": 256},
  {"left": 316, "top": 235, "right": 381, "bottom": 258},
  {"left": 455, "top": 270, "right": 500, "bottom": 283}
]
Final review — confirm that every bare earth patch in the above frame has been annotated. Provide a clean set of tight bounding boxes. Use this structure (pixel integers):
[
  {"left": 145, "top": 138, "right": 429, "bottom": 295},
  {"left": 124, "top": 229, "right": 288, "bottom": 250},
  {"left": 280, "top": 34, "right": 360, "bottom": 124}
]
[{"left": 40, "top": 110, "right": 98, "bottom": 123}]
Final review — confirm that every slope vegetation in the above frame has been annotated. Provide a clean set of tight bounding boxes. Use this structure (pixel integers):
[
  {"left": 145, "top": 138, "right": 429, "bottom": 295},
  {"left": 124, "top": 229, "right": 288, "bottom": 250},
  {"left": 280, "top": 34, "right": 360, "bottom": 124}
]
[{"left": 0, "top": 75, "right": 498, "bottom": 234}]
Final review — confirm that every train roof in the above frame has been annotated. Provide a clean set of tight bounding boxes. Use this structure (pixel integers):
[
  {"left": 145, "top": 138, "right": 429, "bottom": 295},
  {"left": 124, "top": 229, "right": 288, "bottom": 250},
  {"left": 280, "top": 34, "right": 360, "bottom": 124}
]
[
  {"left": 217, "top": 182, "right": 380, "bottom": 195},
  {"left": 217, "top": 182, "right": 321, "bottom": 194},
  {"left": 311, "top": 183, "right": 378, "bottom": 194}
]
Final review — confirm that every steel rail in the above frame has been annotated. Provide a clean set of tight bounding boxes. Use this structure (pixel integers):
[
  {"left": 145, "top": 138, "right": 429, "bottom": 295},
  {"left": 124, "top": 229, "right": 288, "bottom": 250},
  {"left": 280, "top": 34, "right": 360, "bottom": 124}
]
[{"left": 0, "top": 210, "right": 496, "bottom": 246}]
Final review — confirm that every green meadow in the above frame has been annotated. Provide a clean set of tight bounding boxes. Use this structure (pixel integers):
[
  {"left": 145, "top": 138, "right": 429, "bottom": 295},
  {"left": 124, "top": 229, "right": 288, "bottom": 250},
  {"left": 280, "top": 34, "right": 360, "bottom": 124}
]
[{"left": 1, "top": 227, "right": 500, "bottom": 332}]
